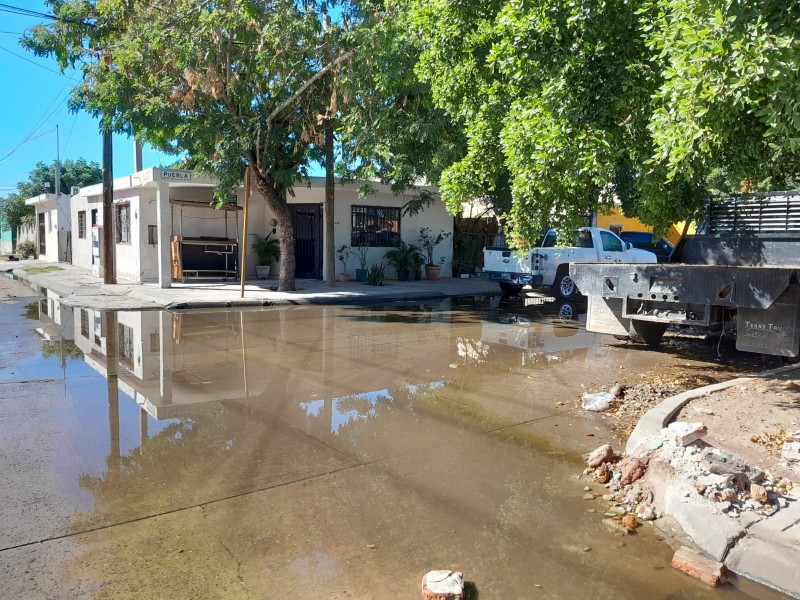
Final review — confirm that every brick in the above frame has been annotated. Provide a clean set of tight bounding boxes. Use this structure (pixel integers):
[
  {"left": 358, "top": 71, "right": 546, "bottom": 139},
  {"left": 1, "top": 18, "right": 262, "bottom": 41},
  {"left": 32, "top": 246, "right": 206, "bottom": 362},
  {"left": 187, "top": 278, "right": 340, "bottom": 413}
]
[
  {"left": 671, "top": 546, "right": 728, "bottom": 586},
  {"left": 422, "top": 570, "right": 463, "bottom": 600}
]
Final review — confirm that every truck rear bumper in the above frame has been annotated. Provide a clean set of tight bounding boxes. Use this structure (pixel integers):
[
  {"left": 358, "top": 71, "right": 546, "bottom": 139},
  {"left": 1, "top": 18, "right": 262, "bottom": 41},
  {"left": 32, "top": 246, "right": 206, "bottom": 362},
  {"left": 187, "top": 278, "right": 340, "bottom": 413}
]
[{"left": 479, "top": 271, "right": 543, "bottom": 286}]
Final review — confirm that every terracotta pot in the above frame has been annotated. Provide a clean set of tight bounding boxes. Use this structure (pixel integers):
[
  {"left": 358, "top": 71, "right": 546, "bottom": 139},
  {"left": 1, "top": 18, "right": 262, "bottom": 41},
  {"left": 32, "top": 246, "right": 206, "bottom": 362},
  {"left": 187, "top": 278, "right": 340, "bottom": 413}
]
[
  {"left": 396, "top": 268, "right": 410, "bottom": 281},
  {"left": 425, "top": 265, "right": 441, "bottom": 281},
  {"left": 338, "top": 272, "right": 352, "bottom": 282}
]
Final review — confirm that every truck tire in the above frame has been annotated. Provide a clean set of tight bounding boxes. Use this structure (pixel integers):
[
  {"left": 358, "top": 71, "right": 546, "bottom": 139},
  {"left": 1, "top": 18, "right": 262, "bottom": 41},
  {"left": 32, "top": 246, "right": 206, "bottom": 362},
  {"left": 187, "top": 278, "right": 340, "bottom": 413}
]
[
  {"left": 628, "top": 320, "right": 667, "bottom": 345},
  {"left": 551, "top": 266, "right": 578, "bottom": 300},
  {"left": 499, "top": 282, "right": 522, "bottom": 297}
]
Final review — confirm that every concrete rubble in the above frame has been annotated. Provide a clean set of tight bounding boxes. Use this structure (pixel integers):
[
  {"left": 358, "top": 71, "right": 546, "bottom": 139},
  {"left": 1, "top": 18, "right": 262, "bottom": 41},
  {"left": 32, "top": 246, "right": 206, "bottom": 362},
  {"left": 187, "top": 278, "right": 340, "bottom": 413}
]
[
  {"left": 422, "top": 571, "right": 464, "bottom": 600},
  {"left": 582, "top": 405, "right": 800, "bottom": 598}
]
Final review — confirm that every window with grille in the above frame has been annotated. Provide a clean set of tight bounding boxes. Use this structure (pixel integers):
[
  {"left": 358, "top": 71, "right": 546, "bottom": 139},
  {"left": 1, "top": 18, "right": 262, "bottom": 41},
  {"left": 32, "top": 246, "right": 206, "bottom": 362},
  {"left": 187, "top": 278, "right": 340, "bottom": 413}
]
[
  {"left": 148, "top": 224, "right": 158, "bottom": 246},
  {"left": 116, "top": 204, "right": 130, "bottom": 244},
  {"left": 78, "top": 211, "right": 86, "bottom": 239},
  {"left": 80, "top": 309, "right": 89, "bottom": 338},
  {"left": 351, "top": 205, "right": 400, "bottom": 247},
  {"left": 118, "top": 323, "right": 135, "bottom": 369}
]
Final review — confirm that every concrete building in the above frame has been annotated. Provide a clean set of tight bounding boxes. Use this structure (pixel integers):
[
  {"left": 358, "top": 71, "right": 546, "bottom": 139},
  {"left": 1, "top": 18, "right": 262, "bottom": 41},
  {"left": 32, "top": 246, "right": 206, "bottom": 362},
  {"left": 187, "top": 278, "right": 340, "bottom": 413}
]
[
  {"left": 24, "top": 192, "right": 72, "bottom": 262},
  {"left": 69, "top": 167, "right": 453, "bottom": 286}
]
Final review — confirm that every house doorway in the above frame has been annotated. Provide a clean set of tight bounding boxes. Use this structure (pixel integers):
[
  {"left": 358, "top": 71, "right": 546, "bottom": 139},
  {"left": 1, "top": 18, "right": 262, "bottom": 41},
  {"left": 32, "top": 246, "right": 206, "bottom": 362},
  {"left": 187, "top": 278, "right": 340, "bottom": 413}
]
[{"left": 290, "top": 204, "right": 322, "bottom": 279}]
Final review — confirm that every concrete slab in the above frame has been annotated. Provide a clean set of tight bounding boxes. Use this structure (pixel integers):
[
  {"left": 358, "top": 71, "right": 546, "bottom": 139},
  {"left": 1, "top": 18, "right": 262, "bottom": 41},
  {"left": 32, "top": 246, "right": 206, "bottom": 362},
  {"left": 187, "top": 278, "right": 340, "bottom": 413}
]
[{"left": 727, "top": 536, "right": 800, "bottom": 598}]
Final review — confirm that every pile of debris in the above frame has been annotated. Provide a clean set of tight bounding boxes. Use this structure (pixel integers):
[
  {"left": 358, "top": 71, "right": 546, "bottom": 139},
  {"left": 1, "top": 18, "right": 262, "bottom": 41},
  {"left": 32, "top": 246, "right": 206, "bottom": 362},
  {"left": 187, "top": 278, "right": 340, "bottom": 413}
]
[{"left": 582, "top": 421, "right": 798, "bottom": 533}]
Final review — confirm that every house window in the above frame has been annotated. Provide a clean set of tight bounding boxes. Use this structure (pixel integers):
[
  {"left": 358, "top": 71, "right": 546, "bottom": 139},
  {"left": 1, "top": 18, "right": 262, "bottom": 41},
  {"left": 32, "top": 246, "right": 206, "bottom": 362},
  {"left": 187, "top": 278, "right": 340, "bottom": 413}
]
[
  {"left": 80, "top": 309, "right": 89, "bottom": 338},
  {"left": 116, "top": 204, "right": 130, "bottom": 244},
  {"left": 118, "top": 323, "right": 135, "bottom": 369},
  {"left": 91, "top": 208, "right": 98, "bottom": 226},
  {"left": 148, "top": 224, "right": 158, "bottom": 246},
  {"left": 78, "top": 211, "right": 86, "bottom": 239},
  {"left": 351, "top": 205, "right": 400, "bottom": 247}
]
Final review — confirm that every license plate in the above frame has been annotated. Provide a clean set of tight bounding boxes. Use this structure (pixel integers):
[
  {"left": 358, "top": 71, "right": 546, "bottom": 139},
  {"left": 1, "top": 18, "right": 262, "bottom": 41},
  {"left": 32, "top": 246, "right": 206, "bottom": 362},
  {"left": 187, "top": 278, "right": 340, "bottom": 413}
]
[{"left": 501, "top": 273, "right": 510, "bottom": 280}]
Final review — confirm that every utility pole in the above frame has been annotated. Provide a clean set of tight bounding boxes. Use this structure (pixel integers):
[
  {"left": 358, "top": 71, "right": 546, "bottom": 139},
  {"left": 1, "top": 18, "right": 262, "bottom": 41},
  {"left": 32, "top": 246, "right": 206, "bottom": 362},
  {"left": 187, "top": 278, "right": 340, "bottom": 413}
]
[
  {"left": 54, "top": 124, "right": 61, "bottom": 200},
  {"left": 102, "top": 129, "right": 116, "bottom": 284}
]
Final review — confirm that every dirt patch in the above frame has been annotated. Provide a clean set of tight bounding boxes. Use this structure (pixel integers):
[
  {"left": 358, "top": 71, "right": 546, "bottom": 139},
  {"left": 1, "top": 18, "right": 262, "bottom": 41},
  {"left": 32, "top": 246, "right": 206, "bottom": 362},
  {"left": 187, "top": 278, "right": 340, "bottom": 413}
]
[{"left": 674, "top": 369, "right": 800, "bottom": 480}]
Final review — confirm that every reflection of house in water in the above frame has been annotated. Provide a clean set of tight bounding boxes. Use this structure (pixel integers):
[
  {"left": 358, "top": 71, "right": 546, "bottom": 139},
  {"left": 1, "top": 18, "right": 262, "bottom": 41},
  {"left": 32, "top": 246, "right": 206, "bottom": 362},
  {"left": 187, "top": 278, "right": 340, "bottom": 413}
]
[{"left": 60, "top": 302, "right": 458, "bottom": 437}]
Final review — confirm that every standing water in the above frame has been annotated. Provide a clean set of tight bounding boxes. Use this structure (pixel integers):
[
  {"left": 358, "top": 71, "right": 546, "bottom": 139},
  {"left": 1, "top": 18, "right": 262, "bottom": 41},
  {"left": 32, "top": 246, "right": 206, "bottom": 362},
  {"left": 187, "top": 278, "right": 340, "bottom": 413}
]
[{"left": 0, "top": 296, "right": 781, "bottom": 599}]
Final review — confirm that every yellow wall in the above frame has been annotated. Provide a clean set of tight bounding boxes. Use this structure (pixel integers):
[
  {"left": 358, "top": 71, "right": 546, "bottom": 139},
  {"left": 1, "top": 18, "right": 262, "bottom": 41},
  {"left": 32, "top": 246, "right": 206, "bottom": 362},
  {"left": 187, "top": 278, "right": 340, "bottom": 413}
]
[{"left": 596, "top": 207, "right": 692, "bottom": 245}]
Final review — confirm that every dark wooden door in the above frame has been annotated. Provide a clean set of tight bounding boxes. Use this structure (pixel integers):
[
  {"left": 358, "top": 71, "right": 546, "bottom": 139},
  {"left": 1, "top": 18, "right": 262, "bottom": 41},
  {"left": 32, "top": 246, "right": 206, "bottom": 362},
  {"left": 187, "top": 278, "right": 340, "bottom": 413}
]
[
  {"left": 290, "top": 204, "right": 322, "bottom": 279},
  {"left": 38, "top": 213, "right": 46, "bottom": 256}
]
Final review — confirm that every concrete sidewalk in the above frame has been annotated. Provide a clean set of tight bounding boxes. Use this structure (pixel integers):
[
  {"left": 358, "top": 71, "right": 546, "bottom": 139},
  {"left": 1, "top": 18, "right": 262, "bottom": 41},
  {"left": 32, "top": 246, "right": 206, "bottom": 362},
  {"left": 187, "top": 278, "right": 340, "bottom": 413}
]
[{"left": 2, "top": 259, "right": 500, "bottom": 310}]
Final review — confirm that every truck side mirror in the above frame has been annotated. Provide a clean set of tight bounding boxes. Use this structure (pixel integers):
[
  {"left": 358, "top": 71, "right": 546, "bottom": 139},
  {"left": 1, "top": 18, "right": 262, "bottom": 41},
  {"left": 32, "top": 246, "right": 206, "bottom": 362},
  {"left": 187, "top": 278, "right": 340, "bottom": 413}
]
[{"left": 626, "top": 242, "right": 633, "bottom": 250}]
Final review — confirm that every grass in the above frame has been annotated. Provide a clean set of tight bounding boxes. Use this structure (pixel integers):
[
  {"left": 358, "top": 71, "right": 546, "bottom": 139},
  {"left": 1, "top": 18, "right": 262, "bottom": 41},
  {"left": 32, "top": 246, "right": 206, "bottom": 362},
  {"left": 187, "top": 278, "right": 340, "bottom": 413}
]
[{"left": 23, "top": 265, "right": 64, "bottom": 274}]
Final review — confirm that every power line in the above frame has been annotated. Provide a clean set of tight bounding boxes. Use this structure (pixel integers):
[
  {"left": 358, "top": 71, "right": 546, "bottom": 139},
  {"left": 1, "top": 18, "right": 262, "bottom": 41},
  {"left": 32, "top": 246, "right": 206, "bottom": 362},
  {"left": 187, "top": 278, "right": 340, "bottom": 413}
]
[
  {"left": 0, "top": 46, "right": 79, "bottom": 80},
  {"left": 0, "top": 3, "right": 89, "bottom": 25}
]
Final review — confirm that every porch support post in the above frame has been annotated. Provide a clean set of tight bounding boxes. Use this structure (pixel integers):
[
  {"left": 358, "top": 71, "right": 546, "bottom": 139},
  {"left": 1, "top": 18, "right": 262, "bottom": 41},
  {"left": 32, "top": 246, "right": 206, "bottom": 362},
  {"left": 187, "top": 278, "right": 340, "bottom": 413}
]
[{"left": 156, "top": 181, "right": 171, "bottom": 288}]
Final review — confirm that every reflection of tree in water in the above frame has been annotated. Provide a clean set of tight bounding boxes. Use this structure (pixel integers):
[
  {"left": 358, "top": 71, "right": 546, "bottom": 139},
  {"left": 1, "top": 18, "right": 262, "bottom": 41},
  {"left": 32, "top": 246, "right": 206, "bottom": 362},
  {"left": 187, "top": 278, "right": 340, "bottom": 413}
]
[
  {"left": 41, "top": 340, "right": 85, "bottom": 360},
  {"left": 23, "top": 301, "right": 39, "bottom": 320}
]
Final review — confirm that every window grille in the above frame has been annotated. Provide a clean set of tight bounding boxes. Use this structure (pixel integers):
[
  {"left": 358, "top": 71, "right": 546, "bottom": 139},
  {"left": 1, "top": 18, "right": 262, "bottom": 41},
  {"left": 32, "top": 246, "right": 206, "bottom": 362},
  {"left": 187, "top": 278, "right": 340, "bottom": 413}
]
[
  {"left": 116, "top": 204, "right": 130, "bottom": 244},
  {"left": 351, "top": 205, "right": 400, "bottom": 247},
  {"left": 78, "top": 211, "right": 86, "bottom": 239}
]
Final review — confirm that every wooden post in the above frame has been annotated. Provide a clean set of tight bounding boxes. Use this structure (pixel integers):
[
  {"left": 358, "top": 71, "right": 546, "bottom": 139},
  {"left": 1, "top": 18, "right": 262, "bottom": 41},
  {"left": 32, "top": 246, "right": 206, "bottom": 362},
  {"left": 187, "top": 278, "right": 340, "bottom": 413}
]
[{"left": 240, "top": 167, "right": 251, "bottom": 298}]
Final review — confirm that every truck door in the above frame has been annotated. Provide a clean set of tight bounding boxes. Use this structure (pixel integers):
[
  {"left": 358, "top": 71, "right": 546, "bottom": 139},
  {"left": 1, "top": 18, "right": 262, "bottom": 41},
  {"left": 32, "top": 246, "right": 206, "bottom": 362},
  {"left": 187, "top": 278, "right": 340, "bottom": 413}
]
[{"left": 598, "top": 230, "right": 625, "bottom": 263}]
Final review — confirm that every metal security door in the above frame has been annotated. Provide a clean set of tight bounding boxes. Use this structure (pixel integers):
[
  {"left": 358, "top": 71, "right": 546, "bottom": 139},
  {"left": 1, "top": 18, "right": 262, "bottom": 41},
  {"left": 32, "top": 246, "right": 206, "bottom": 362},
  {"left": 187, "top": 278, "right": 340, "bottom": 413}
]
[{"left": 290, "top": 204, "right": 321, "bottom": 279}]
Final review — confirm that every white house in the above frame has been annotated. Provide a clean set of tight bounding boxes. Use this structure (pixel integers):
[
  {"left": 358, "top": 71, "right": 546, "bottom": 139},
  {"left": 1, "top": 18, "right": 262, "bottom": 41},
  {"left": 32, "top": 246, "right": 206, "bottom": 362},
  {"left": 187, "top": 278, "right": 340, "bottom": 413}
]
[
  {"left": 70, "top": 167, "right": 454, "bottom": 286},
  {"left": 24, "top": 192, "right": 72, "bottom": 262}
]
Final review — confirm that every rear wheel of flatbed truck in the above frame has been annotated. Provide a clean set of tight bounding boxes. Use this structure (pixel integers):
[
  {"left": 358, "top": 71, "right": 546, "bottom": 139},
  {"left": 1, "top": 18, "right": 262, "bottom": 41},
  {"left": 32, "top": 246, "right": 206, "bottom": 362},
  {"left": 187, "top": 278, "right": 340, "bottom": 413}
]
[{"left": 628, "top": 320, "right": 668, "bottom": 345}]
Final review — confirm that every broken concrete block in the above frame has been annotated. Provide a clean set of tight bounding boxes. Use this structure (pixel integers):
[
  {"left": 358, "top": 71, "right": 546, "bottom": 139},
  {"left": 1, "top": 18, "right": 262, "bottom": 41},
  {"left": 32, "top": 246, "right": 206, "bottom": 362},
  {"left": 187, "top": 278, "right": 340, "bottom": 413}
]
[
  {"left": 750, "top": 483, "right": 769, "bottom": 504},
  {"left": 619, "top": 457, "right": 646, "bottom": 485},
  {"left": 594, "top": 462, "right": 611, "bottom": 484},
  {"left": 782, "top": 441, "right": 800, "bottom": 462},
  {"left": 587, "top": 444, "right": 614, "bottom": 468},
  {"left": 422, "top": 571, "right": 463, "bottom": 600},
  {"left": 672, "top": 546, "right": 728, "bottom": 587},
  {"left": 667, "top": 421, "right": 707, "bottom": 446}
]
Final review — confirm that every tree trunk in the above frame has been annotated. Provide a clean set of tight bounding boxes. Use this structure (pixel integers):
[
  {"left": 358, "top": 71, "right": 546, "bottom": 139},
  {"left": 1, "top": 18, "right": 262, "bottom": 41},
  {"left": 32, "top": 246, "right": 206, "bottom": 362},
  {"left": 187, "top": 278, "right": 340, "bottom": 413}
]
[
  {"left": 324, "top": 119, "right": 336, "bottom": 287},
  {"left": 252, "top": 171, "right": 296, "bottom": 291}
]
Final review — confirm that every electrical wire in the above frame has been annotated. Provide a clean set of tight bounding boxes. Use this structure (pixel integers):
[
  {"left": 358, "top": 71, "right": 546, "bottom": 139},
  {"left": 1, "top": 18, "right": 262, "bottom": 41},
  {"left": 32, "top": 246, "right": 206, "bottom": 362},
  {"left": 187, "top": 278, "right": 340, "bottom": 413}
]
[{"left": 0, "top": 45, "right": 79, "bottom": 80}]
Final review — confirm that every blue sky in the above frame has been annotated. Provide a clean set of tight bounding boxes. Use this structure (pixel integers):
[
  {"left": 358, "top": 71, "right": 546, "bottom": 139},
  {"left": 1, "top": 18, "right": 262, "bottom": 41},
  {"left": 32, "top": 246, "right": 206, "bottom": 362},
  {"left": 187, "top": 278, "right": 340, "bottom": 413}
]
[{"left": 0, "top": 1, "right": 172, "bottom": 196}]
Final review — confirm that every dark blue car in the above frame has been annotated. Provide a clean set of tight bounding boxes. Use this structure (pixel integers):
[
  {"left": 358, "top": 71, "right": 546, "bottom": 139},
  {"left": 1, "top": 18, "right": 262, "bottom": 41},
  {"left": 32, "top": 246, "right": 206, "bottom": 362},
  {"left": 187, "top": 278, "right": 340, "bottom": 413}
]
[{"left": 618, "top": 231, "right": 674, "bottom": 263}]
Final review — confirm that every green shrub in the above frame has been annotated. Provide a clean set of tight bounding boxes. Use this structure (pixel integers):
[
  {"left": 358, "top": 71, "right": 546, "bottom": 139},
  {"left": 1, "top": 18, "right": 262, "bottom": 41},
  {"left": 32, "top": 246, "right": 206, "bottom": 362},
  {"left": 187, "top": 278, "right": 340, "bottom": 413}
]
[
  {"left": 17, "top": 240, "right": 36, "bottom": 259},
  {"left": 366, "top": 263, "right": 385, "bottom": 286}
]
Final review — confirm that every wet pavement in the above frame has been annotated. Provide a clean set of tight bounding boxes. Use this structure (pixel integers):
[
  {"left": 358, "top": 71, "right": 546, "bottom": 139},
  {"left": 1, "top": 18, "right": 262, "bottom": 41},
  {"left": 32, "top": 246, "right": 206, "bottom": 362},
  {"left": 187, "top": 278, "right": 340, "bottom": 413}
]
[{"left": 0, "top": 290, "right": 786, "bottom": 599}]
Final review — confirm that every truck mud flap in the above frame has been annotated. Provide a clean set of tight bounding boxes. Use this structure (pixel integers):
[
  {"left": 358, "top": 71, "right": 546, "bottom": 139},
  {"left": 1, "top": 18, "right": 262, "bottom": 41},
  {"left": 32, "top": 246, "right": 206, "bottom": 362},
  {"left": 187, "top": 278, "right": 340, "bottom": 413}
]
[
  {"left": 586, "top": 296, "right": 630, "bottom": 336},
  {"left": 736, "top": 286, "right": 800, "bottom": 357}
]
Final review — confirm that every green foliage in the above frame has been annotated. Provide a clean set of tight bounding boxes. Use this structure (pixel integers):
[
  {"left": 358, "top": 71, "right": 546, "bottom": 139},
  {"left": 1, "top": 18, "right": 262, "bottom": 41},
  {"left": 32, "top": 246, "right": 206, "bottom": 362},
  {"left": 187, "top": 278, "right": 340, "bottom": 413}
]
[
  {"left": 41, "top": 340, "right": 85, "bottom": 361},
  {"left": 0, "top": 158, "right": 102, "bottom": 232},
  {"left": 417, "top": 227, "right": 451, "bottom": 266},
  {"left": 24, "top": 266, "right": 64, "bottom": 274},
  {"left": 451, "top": 232, "right": 483, "bottom": 276},
  {"left": 251, "top": 233, "right": 280, "bottom": 266},
  {"left": 16, "top": 240, "right": 36, "bottom": 259},
  {"left": 383, "top": 240, "right": 422, "bottom": 271},
  {"left": 353, "top": 243, "right": 370, "bottom": 270},
  {"left": 404, "top": 0, "right": 800, "bottom": 245},
  {"left": 336, "top": 244, "right": 353, "bottom": 272},
  {"left": 366, "top": 262, "right": 385, "bottom": 286}
]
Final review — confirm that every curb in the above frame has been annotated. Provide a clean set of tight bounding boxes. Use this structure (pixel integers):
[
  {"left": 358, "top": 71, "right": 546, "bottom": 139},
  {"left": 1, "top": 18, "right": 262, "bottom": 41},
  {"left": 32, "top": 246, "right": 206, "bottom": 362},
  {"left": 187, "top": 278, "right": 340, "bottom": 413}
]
[{"left": 626, "top": 362, "right": 800, "bottom": 455}]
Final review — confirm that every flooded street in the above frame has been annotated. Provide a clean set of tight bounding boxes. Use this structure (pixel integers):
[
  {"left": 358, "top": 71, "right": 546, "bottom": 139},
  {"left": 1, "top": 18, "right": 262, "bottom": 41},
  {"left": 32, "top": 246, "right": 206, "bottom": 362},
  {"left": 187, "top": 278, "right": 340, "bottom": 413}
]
[{"left": 0, "top": 293, "right": 777, "bottom": 599}]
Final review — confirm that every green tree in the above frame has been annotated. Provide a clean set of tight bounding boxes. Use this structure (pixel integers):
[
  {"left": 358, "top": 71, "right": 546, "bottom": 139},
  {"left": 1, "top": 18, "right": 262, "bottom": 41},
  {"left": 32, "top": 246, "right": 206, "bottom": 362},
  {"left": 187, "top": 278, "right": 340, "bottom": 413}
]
[
  {"left": 1, "top": 158, "right": 102, "bottom": 233},
  {"left": 24, "top": 0, "right": 375, "bottom": 291},
  {"left": 403, "top": 0, "right": 800, "bottom": 245}
]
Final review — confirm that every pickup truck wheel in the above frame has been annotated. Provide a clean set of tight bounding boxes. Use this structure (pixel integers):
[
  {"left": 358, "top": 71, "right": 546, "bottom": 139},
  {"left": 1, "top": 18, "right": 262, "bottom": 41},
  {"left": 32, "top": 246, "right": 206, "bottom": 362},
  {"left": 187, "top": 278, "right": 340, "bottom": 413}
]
[
  {"left": 628, "top": 320, "right": 667, "bottom": 345},
  {"left": 552, "top": 266, "right": 578, "bottom": 300},
  {"left": 499, "top": 282, "right": 522, "bottom": 297}
]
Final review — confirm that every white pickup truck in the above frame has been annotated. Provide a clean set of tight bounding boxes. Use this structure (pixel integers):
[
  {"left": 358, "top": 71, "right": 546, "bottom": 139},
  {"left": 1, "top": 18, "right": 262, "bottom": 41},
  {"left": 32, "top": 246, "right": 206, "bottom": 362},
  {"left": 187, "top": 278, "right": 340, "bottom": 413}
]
[{"left": 481, "top": 227, "right": 657, "bottom": 299}]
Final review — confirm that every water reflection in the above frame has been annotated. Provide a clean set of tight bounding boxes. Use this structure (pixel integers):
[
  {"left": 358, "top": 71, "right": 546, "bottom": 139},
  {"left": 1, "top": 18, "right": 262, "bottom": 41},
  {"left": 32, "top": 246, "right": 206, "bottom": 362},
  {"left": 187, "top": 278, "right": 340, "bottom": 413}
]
[{"left": 7, "top": 293, "right": 766, "bottom": 598}]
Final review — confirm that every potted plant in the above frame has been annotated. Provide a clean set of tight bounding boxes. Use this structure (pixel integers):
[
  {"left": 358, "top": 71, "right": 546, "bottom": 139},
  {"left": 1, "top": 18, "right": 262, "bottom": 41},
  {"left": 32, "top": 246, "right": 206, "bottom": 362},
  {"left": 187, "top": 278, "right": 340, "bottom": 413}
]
[
  {"left": 336, "top": 244, "right": 353, "bottom": 281},
  {"left": 383, "top": 240, "right": 422, "bottom": 281},
  {"left": 251, "top": 233, "right": 280, "bottom": 279},
  {"left": 353, "top": 243, "right": 370, "bottom": 283},
  {"left": 417, "top": 227, "right": 451, "bottom": 281}
]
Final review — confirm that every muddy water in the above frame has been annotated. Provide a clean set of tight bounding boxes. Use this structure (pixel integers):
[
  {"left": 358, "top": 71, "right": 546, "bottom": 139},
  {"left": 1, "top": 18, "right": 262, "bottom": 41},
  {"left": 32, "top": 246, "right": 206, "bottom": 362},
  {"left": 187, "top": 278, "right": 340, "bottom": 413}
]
[{"left": 0, "top": 297, "right": 781, "bottom": 599}]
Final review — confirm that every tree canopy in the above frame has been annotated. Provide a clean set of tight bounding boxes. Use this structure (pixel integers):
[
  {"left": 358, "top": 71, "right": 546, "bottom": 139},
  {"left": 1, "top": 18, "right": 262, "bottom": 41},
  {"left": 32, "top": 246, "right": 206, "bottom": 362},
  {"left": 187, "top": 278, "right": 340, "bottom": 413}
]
[
  {"left": 403, "top": 0, "right": 800, "bottom": 245},
  {"left": 1, "top": 158, "right": 102, "bottom": 233}
]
